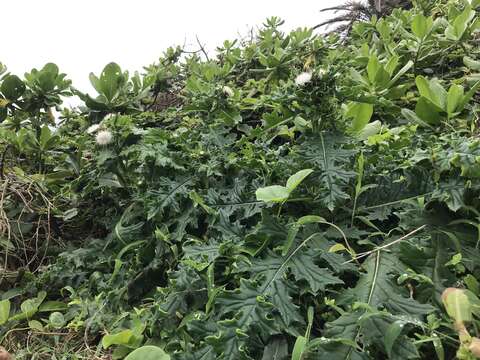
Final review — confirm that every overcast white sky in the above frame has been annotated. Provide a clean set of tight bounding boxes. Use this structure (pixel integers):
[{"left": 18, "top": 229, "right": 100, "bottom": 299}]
[{"left": 2, "top": 0, "right": 342, "bottom": 101}]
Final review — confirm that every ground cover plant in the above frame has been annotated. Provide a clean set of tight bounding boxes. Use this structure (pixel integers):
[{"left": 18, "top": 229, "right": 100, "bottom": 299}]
[{"left": 1, "top": 0, "right": 480, "bottom": 358}]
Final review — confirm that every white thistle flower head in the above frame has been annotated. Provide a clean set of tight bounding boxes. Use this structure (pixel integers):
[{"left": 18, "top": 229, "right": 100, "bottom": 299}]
[
  {"left": 86, "top": 124, "right": 101, "bottom": 134},
  {"left": 96, "top": 130, "right": 113, "bottom": 145},
  {"left": 222, "top": 85, "right": 234, "bottom": 97},
  {"left": 295, "top": 72, "right": 313, "bottom": 86}
]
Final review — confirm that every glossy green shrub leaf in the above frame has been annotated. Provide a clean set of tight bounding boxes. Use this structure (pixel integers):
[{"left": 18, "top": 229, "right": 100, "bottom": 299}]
[
  {"left": 401, "top": 108, "right": 433, "bottom": 128},
  {"left": 36, "top": 63, "right": 60, "bottom": 92},
  {"left": 464, "top": 56, "right": 480, "bottom": 70},
  {"left": 445, "top": 6, "right": 475, "bottom": 40},
  {"left": 1, "top": 75, "right": 25, "bottom": 100},
  {"left": 458, "top": 80, "right": 480, "bottom": 111},
  {"left": 367, "top": 55, "right": 381, "bottom": 84},
  {"left": 387, "top": 60, "right": 413, "bottom": 88},
  {"left": 355, "top": 120, "right": 382, "bottom": 140},
  {"left": 446, "top": 84, "right": 464, "bottom": 115},
  {"left": 90, "top": 62, "right": 125, "bottom": 101},
  {"left": 415, "top": 97, "right": 441, "bottom": 124},
  {"left": 415, "top": 76, "right": 446, "bottom": 110},
  {"left": 345, "top": 102, "right": 374, "bottom": 134},
  {"left": 412, "top": 14, "right": 431, "bottom": 38}
]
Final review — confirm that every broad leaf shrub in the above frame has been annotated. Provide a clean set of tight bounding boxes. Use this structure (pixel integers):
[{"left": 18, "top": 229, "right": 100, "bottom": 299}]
[{"left": 1, "top": 1, "right": 480, "bottom": 359}]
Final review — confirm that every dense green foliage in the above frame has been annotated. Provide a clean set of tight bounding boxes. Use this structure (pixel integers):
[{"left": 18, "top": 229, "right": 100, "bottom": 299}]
[{"left": 2, "top": 1, "right": 480, "bottom": 359}]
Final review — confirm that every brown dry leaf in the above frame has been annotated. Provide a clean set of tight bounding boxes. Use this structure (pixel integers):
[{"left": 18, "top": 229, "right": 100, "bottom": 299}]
[
  {"left": 0, "top": 346, "right": 12, "bottom": 360},
  {"left": 441, "top": 287, "right": 461, "bottom": 303},
  {"left": 470, "top": 337, "right": 480, "bottom": 358}
]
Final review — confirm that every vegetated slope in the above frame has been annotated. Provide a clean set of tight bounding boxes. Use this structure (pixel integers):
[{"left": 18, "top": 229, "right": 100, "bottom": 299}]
[{"left": 1, "top": 1, "right": 480, "bottom": 359}]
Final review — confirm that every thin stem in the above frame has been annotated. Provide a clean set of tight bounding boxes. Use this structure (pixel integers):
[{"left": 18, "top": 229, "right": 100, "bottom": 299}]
[
  {"left": 277, "top": 202, "right": 284, "bottom": 217},
  {"left": 343, "top": 224, "right": 427, "bottom": 264}
]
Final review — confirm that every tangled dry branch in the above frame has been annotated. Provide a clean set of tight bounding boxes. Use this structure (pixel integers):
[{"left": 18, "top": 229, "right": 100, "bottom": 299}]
[{"left": 0, "top": 172, "right": 56, "bottom": 287}]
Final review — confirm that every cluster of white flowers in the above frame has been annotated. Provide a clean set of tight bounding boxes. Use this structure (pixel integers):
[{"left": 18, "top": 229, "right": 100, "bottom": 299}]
[
  {"left": 95, "top": 130, "right": 113, "bottom": 145},
  {"left": 222, "top": 85, "right": 234, "bottom": 97},
  {"left": 295, "top": 72, "right": 313, "bottom": 86}
]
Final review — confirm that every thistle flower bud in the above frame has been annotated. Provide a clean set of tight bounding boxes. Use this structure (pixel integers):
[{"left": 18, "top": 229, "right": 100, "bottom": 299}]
[
  {"left": 96, "top": 130, "right": 113, "bottom": 145},
  {"left": 295, "top": 72, "right": 312, "bottom": 86},
  {"left": 223, "top": 85, "right": 234, "bottom": 97}
]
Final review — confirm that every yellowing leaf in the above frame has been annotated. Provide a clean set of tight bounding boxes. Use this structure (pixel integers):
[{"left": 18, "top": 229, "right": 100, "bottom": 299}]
[
  {"left": 0, "top": 98, "right": 10, "bottom": 108},
  {"left": 0, "top": 299, "right": 10, "bottom": 325},
  {"left": 255, "top": 185, "right": 290, "bottom": 203},
  {"left": 469, "top": 337, "right": 480, "bottom": 358},
  {"left": 329, "top": 244, "right": 347, "bottom": 253},
  {"left": 286, "top": 169, "right": 313, "bottom": 193},
  {"left": 28, "top": 319, "right": 44, "bottom": 331},
  {"left": 442, "top": 288, "right": 472, "bottom": 323},
  {"left": 102, "top": 329, "right": 141, "bottom": 349},
  {"left": 297, "top": 215, "right": 326, "bottom": 225}
]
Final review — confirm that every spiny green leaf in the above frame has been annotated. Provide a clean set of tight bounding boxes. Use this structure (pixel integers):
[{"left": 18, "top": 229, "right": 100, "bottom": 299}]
[
  {"left": 384, "top": 320, "right": 407, "bottom": 358},
  {"left": 262, "top": 336, "right": 289, "bottom": 360},
  {"left": 340, "top": 252, "right": 434, "bottom": 315},
  {"left": 289, "top": 250, "right": 344, "bottom": 293}
]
